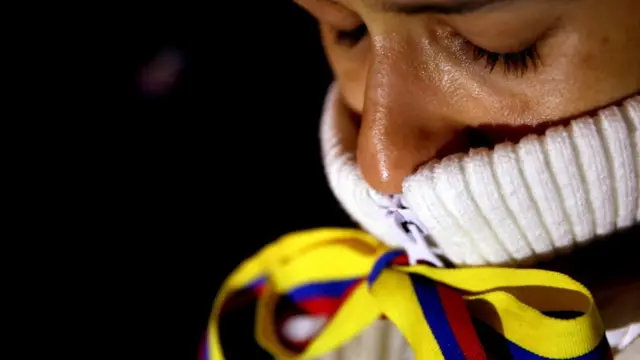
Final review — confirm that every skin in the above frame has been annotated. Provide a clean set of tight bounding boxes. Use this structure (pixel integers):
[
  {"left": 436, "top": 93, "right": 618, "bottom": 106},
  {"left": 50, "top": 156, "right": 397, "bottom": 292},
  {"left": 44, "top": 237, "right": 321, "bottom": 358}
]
[
  {"left": 295, "top": 0, "right": 640, "bottom": 338},
  {"left": 295, "top": 0, "right": 640, "bottom": 194}
]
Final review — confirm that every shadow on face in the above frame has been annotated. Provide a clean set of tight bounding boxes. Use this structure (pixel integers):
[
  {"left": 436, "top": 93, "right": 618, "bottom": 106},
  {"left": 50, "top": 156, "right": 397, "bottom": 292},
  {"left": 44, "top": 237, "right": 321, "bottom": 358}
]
[{"left": 295, "top": 0, "right": 640, "bottom": 194}]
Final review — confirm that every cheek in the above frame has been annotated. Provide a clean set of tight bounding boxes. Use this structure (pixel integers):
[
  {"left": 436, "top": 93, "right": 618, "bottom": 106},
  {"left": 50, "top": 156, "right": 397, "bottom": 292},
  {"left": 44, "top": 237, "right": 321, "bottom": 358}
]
[
  {"left": 517, "top": 8, "right": 640, "bottom": 121},
  {"left": 320, "top": 26, "right": 369, "bottom": 114},
  {"left": 337, "top": 65, "right": 367, "bottom": 114}
]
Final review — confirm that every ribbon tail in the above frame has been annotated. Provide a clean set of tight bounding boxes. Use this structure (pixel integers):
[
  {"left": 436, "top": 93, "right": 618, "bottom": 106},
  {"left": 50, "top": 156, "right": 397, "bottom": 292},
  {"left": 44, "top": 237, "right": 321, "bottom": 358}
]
[
  {"left": 369, "top": 270, "right": 447, "bottom": 360},
  {"left": 207, "top": 255, "right": 271, "bottom": 360}
]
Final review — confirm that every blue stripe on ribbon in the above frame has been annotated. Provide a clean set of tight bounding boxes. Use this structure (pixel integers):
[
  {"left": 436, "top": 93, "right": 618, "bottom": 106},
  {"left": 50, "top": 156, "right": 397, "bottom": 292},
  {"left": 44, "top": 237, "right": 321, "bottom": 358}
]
[
  {"left": 246, "top": 276, "right": 266, "bottom": 290},
  {"left": 288, "top": 279, "right": 360, "bottom": 302},
  {"left": 368, "top": 249, "right": 405, "bottom": 286},
  {"left": 506, "top": 335, "right": 611, "bottom": 360},
  {"left": 410, "top": 273, "right": 466, "bottom": 360}
]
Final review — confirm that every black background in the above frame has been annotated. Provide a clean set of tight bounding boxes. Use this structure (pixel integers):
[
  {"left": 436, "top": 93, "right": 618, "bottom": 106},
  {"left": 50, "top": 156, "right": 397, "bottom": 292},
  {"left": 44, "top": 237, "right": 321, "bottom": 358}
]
[
  {"left": 39, "top": 3, "right": 640, "bottom": 358},
  {"left": 122, "top": 3, "right": 354, "bottom": 359}
]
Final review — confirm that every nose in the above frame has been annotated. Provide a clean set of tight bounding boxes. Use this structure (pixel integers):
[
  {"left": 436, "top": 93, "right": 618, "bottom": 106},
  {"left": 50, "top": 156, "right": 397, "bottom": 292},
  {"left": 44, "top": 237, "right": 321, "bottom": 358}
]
[{"left": 356, "top": 41, "right": 468, "bottom": 194}]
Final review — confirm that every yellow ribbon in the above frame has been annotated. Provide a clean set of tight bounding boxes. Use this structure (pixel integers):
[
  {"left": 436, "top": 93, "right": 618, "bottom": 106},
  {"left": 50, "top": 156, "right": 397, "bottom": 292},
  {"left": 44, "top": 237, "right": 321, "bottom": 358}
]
[{"left": 207, "top": 228, "right": 608, "bottom": 360}]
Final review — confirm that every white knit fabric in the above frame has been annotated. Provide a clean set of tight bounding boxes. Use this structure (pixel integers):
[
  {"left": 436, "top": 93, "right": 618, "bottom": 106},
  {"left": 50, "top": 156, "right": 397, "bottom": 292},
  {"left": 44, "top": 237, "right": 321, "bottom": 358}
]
[
  {"left": 312, "top": 321, "right": 413, "bottom": 360},
  {"left": 321, "top": 84, "right": 640, "bottom": 266},
  {"left": 318, "top": 82, "right": 640, "bottom": 355},
  {"left": 310, "top": 321, "right": 638, "bottom": 360},
  {"left": 608, "top": 324, "right": 640, "bottom": 352}
]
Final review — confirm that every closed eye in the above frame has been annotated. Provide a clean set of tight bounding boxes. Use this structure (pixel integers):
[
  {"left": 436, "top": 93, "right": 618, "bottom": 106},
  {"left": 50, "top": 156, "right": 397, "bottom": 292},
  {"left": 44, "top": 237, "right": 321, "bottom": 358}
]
[{"left": 336, "top": 24, "right": 368, "bottom": 48}]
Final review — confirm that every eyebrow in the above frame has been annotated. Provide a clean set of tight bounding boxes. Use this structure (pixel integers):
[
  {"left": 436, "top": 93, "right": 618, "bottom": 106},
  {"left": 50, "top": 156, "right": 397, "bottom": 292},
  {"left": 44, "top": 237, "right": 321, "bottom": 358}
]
[{"left": 380, "top": 0, "right": 512, "bottom": 14}]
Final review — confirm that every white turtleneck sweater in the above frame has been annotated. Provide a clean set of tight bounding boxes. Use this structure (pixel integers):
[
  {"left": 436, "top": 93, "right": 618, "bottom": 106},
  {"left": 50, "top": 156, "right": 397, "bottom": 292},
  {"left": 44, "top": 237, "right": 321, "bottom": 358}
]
[{"left": 311, "top": 84, "right": 639, "bottom": 359}]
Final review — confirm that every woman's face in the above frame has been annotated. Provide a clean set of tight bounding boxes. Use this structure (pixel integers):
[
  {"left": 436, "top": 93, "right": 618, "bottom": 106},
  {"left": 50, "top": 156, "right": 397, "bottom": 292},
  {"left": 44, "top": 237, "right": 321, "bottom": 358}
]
[{"left": 295, "top": 0, "right": 640, "bottom": 194}]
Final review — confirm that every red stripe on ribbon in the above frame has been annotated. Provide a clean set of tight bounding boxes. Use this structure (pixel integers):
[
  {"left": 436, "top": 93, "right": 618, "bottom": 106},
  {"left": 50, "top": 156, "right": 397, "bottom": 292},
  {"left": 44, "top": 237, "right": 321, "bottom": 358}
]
[
  {"left": 391, "top": 253, "right": 410, "bottom": 266},
  {"left": 297, "top": 298, "right": 343, "bottom": 315},
  {"left": 296, "top": 280, "right": 361, "bottom": 316},
  {"left": 436, "top": 283, "right": 487, "bottom": 360}
]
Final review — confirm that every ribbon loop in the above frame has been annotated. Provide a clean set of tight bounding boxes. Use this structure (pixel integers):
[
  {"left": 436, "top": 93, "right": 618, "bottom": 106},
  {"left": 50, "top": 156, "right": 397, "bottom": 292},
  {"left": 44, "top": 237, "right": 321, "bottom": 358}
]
[{"left": 206, "top": 228, "right": 612, "bottom": 360}]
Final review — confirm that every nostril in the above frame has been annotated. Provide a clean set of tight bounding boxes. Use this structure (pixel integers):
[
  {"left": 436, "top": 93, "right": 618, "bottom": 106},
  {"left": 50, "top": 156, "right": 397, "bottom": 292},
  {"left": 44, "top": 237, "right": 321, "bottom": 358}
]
[
  {"left": 431, "top": 127, "right": 494, "bottom": 162},
  {"left": 430, "top": 129, "right": 476, "bottom": 164},
  {"left": 466, "top": 127, "right": 494, "bottom": 149},
  {"left": 357, "top": 125, "right": 473, "bottom": 194}
]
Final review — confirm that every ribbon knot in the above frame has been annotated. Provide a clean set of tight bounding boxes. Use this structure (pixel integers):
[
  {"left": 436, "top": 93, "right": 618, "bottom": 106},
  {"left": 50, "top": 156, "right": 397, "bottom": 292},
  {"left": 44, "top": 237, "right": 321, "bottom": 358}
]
[{"left": 205, "top": 228, "right": 612, "bottom": 360}]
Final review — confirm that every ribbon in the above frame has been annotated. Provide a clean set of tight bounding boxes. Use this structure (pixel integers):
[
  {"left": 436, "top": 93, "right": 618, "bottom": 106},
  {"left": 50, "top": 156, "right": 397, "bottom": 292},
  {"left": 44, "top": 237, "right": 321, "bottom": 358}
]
[{"left": 204, "top": 228, "right": 612, "bottom": 360}]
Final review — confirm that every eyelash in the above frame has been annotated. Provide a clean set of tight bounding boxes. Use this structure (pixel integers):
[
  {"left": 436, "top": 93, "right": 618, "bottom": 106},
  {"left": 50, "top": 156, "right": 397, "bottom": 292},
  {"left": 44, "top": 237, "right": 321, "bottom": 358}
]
[
  {"left": 335, "top": 25, "right": 541, "bottom": 76},
  {"left": 469, "top": 41, "right": 541, "bottom": 76}
]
